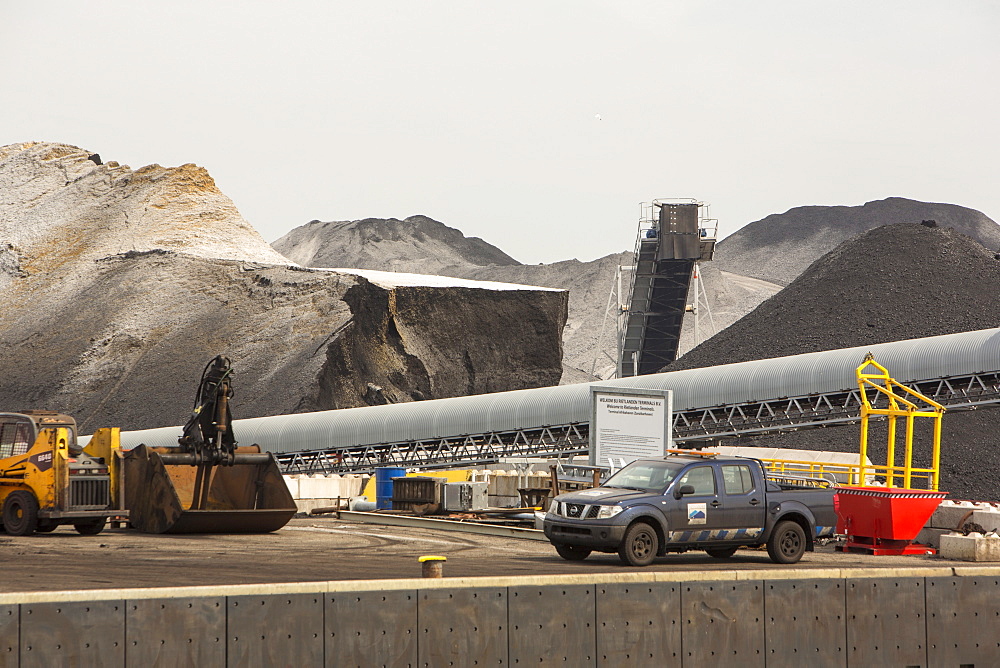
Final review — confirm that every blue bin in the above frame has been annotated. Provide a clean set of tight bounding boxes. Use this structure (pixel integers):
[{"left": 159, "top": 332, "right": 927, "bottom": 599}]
[{"left": 375, "top": 466, "right": 406, "bottom": 509}]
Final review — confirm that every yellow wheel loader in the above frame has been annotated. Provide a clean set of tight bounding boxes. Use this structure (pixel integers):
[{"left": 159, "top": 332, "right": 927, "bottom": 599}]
[
  {"left": 0, "top": 411, "right": 125, "bottom": 536},
  {"left": 119, "top": 355, "right": 297, "bottom": 534},
  {"left": 1, "top": 356, "right": 295, "bottom": 537}
]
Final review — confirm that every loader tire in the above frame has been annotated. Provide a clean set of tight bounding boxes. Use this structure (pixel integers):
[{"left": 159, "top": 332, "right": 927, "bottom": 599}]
[
  {"left": 3, "top": 491, "right": 39, "bottom": 536},
  {"left": 74, "top": 519, "right": 106, "bottom": 536}
]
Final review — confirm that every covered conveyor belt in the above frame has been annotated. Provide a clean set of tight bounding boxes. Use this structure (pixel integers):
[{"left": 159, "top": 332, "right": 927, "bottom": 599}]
[{"left": 116, "top": 328, "right": 1000, "bottom": 474}]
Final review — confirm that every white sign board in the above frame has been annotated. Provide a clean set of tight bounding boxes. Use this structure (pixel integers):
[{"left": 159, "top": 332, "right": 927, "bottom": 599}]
[{"left": 589, "top": 387, "right": 672, "bottom": 467}]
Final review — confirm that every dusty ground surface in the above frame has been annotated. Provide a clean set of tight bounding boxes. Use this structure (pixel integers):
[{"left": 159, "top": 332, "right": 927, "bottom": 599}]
[{"left": 0, "top": 516, "right": 970, "bottom": 594}]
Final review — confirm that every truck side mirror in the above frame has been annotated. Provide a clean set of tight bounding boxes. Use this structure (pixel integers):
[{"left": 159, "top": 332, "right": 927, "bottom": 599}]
[{"left": 674, "top": 484, "right": 696, "bottom": 499}]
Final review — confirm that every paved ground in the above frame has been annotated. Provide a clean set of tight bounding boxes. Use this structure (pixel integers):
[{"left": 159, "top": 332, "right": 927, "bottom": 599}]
[{"left": 0, "top": 516, "right": 969, "bottom": 593}]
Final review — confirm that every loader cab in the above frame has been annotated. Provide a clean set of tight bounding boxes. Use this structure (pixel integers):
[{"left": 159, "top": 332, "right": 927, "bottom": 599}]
[
  {"left": 0, "top": 411, "right": 82, "bottom": 458},
  {"left": 0, "top": 415, "right": 35, "bottom": 459}
]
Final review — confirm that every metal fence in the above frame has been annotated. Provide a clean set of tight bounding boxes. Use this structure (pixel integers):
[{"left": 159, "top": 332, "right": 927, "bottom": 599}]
[{"left": 2, "top": 568, "right": 997, "bottom": 666}]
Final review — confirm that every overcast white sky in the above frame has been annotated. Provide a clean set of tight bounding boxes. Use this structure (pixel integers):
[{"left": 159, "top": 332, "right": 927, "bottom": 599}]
[{"left": 2, "top": 2, "right": 997, "bottom": 264}]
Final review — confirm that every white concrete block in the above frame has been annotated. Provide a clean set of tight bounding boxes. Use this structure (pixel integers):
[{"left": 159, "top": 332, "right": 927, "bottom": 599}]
[
  {"left": 939, "top": 532, "right": 1000, "bottom": 562},
  {"left": 340, "top": 475, "right": 364, "bottom": 498},
  {"left": 929, "top": 501, "right": 980, "bottom": 529},
  {"left": 298, "top": 475, "right": 340, "bottom": 499},
  {"left": 282, "top": 476, "right": 300, "bottom": 498},
  {"left": 491, "top": 474, "right": 519, "bottom": 497},
  {"left": 528, "top": 474, "right": 551, "bottom": 489},
  {"left": 488, "top": 494, "right": 519, "bottom": 508},
  {"left": 293, "top": 498, "right": 344, "bottom": 514},
  {"left": 915, "top": 527, "right": 951, "bottom": 549},
  {"left": 970, "top": 510, "right": 1000, "bottom": 533}
]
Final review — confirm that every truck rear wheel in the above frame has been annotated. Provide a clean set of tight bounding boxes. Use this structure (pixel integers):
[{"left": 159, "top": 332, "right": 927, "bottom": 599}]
[
  {"left": 618, "top": 522, "right": 658, "bottom": 567},
  {"left": 554, "top": 543, "right": 592, "bottom": 561},
  {"left": 767, "top": 520, "right": 806, "bottom": 564},
  {"left": 3, "top": 491, "right": 39, "bottom": 536},
  {"left": 74, "top": 519, "right": 106, "bottom": 536}
]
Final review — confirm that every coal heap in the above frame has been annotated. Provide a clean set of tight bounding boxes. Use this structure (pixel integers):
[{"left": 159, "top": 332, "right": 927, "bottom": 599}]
[
  {"left": 715, "top": 197, "right": 1000, "bottom": 286},
  {"left": 670, "top": 223, "right": 1000, "bottom": 501}
]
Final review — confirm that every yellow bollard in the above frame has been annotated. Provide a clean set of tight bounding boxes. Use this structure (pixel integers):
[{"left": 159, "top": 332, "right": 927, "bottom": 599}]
[{"left": 419, "top": 555, "right": 447, "bottom": 578}]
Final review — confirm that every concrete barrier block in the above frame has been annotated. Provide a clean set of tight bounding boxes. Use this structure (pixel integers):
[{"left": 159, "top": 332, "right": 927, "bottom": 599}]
[
  {"left": 970, "top": 510, "right": 1000, "bottom": 532},
  {"left": 340, "top": 475, "right": 364, "bottom": 498},
  {"left": 282, "top": 475, "right": 300, "bottom": 498},
  {"left": 940, "top": 533, "right": 1000, "bottom": 562},
  {"left": 298, "top": 475, "right": 339, "bottom": 499},
  {"left": 915, "top": 527, "right": 951, "bottom": 549},
  {"left": 528, "top": 474, "right": 551, "bottom": 489},
  {"left": 929, "top": 501, "right": 979, "bottom": 529},
  {"left": 294, "top": 498, "right": 343, "bottom": 514},
  {"left": 488, "top": 494, "right": 519, "bottom": 508}
]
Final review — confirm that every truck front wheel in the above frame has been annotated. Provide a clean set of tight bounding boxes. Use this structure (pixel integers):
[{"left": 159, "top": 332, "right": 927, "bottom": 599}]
[
  {"left": 618, "top": 522, "right": 658, "bottom": 566},
  {"left": 767, "top": 520, "right": 806, "bottom": 564},
  {"left": 3, "top": 491, "right": 39, "bottom": 536}
]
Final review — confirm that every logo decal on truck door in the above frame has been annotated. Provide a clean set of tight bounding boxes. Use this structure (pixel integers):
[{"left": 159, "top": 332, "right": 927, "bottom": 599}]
[{"left": 687, "top": 502, "right": 707, "bottom": 524}]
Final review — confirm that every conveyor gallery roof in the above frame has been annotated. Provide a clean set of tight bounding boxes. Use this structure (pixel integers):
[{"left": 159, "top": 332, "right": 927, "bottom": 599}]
[{"left": 118, "top": 327, "right": 1000, "bottom": 454}]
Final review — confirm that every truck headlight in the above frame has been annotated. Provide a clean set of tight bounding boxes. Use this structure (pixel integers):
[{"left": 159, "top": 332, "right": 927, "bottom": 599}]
[
  {"left": 596, "top": 505, "right": 623, "bottom": 519},
  {"left": 548, "top": 500, "right": 559, "bottom": 515}
]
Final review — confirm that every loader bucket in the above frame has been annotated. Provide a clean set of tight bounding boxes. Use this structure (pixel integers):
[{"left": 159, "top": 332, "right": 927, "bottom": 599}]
[{"left": 122, "top": 444, "right": 297, "bottom": 534}]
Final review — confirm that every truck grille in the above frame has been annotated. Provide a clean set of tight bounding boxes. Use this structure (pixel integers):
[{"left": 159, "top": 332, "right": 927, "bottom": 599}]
[
  {"left": 558, "top": 503, "right": 601, "bottom": 519},
  {"left": 70, "top": 477, "right": 110, "bottom": 509}
]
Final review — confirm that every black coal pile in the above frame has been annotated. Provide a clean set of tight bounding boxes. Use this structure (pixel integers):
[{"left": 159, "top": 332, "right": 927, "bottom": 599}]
[
  {"left": 715, "top": 197, "right": 1000, "bottom": 286},
  {"left": 670, "top": 223, "right": 1000, "bottom": 501}
]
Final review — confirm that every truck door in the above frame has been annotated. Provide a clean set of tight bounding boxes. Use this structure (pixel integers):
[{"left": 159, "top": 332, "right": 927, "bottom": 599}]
[
  {"left": 665, "top": 464, "right": 727, "bottom": 544},
  {"left": 717, "top": 463, "right": 767, "bottom": 540}
]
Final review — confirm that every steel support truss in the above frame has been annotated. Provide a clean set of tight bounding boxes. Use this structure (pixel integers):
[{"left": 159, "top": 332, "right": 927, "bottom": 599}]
[
  {"left": 276, "top": 370, "right": 1000, "bottom": 475},
  {"left": 276, "top": 424, "right": 589, "bottom": 475},
  {"left": 673, "top": 371, "right": 1000, "bottom": 441}
]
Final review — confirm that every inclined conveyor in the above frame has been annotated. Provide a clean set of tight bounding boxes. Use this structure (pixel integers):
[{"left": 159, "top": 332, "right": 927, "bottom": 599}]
[
  {"left": 618, "top": 200, "right": 716, "bottom": 376},
  {"left": 117, "top": 328, "right": 1000, "bottom": 474}
]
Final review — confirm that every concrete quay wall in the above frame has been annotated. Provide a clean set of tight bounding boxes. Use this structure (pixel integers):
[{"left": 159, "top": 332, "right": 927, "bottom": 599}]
[{"left": 0, "top": 566, "right": 998, "bottom": 666}]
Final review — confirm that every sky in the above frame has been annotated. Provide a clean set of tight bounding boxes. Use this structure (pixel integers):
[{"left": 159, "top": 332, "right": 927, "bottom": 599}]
[{"left": 2, "top": 2, "right": 997, "bottom": 265}]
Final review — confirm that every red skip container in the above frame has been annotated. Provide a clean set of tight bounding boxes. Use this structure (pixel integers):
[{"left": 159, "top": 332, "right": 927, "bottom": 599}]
[{"left": 834, "top": 486, "right": 948, "bottom": 555}]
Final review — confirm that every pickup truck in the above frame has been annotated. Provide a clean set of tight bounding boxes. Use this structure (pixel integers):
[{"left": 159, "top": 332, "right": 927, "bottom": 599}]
[{"left": 543, "top": 453, "right": 838, "bottom": 566}]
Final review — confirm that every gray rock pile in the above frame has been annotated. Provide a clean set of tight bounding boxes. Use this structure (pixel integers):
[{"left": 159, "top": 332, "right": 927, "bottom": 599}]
[
  {"left": 274, "top": 215, "right": 519, "bottom": 273},
  {"left": 273, "top": 216, "right": 784, "bottom": 381},
  {"left": 0, "top": 143, "right": 568, "bottom": 431}
]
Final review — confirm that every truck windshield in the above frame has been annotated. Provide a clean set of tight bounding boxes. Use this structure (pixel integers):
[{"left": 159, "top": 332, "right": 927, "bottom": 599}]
[{"left": 604, "top": 460, "right": 685, "bottom": 493}]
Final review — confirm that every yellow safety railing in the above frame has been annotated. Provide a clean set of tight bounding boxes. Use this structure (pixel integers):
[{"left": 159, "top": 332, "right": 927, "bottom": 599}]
[
  {"left": 756, "top": 457, "right": 935, "bottom": 488},
  {"left": 856, "top": 354, "right": 945, "bottom": 490},
  {"left": 670, "top": 356, "right": 947, "bottom": 491}
]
